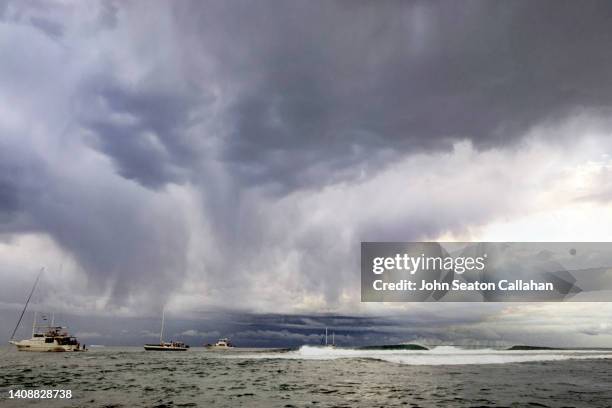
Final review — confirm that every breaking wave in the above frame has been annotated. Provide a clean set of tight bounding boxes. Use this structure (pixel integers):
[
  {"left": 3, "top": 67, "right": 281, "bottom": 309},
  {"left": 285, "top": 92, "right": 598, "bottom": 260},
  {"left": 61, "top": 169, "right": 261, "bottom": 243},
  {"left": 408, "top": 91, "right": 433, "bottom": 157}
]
[{"left": 233, "top": 345, "right": 612, "bottom": 365}]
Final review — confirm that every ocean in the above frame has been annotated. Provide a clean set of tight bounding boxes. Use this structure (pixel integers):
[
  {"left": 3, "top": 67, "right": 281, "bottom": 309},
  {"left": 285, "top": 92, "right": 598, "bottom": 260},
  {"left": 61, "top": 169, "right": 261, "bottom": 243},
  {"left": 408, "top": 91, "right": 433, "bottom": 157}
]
[{"left": 1, "top": 346, "right": 611, "bottom": 407}]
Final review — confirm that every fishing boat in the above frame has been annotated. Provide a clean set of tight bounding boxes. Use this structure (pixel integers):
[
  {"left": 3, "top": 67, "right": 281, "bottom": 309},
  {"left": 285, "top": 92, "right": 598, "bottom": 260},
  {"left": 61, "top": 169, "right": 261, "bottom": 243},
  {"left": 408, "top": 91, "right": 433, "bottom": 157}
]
[
  {"left": 205, "top": 337, "right": 235, "bottom": 349},
  {"left": 144, "top": 309, "right": 189, "bottom": 351},
  {"left": 8, "top": 268, "right": 87, "bottom": 352}
]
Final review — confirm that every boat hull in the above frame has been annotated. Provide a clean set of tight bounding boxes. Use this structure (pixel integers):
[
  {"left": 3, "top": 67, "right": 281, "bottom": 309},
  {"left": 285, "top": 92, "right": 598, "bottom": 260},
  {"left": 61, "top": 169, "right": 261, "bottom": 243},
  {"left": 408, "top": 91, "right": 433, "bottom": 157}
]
[
  {"left": 9, "top": 340, "right": 84, "bottom": 352},
  {"left": 144, "top": 344, "right": 188, "bottom": 351}
]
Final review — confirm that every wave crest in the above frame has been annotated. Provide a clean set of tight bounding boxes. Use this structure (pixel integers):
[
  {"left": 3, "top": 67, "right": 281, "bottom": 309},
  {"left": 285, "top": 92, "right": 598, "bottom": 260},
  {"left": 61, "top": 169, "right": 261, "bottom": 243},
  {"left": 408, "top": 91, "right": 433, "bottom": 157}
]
[{"left": 232, "top": 345, "right": 612, "bottom": 365}]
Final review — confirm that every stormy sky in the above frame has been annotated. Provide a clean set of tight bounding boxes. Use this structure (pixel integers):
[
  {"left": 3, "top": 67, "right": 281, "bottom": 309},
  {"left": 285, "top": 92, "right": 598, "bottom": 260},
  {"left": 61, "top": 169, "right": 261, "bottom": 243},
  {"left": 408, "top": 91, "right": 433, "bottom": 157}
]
[{"left": 1, "top": 0, "right": 612, "bottom": 347}]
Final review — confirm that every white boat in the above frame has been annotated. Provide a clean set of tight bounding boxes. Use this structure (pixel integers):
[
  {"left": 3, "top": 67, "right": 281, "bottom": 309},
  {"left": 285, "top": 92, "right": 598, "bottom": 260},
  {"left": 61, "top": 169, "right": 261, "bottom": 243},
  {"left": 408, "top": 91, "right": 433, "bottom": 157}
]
[
  {"left": 144, "top": 341, "right": 189, "bottom": 351},
  {"left": 10, "top": 323, "right": 86, "bottom": 352},
  {"left": 8, "top": 268, "right": 86, "bottom": 352},
  {"left": 144, "top": 309, "right": 189, "bottom": 351},
  {"left": 205, "top": 337, "right": 235, "bottom": 349}
]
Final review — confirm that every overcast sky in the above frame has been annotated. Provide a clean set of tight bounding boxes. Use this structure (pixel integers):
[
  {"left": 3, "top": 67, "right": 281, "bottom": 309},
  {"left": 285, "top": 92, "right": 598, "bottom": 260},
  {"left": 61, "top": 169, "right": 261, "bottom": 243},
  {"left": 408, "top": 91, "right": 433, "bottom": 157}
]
[{"left": 1, "top": 0, "right": 612, "bottom": 347}]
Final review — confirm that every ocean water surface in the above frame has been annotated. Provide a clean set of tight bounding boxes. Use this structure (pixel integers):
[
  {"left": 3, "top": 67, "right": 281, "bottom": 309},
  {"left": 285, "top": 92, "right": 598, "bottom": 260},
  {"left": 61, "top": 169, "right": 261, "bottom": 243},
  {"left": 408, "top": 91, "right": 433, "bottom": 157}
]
[{"left": 1, "top": 345, "right": 611, "bottom": 407}]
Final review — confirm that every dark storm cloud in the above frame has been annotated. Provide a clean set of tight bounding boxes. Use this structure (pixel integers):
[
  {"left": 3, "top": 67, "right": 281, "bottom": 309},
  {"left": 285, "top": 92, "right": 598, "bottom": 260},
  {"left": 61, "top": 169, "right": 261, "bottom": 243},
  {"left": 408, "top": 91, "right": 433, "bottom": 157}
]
[
  {"left": 78, "top": 78, "right": 209, "bottom": 188},
  {"left": 0, "top": 160, "right": 21, "bottom": 218},
  {"left": 0, "top": 178, "right": 21, "bottom": 223},
  {"left": 29, "top": 15, "right": 63, "bottom": 39},
  {"left": 2, "top": 0, "right": 612, "bottom": 325},
  {"left": 163, "top": 0, "right": 612, "bottom": 191},
  {"left": 97, "top": 0, "right": 118, "bottom": 29},
  {"left": 0, "top": 140, "right": 41, "bottom": 230},
  {"left": 69, "top": 1, "right": 612, "bottom": 192},
  {"left": 0, "top": 0, "right": 67, "bottom": 39},
  {"left": 0, "top": 136, "right": 190, "bottom": 307}
]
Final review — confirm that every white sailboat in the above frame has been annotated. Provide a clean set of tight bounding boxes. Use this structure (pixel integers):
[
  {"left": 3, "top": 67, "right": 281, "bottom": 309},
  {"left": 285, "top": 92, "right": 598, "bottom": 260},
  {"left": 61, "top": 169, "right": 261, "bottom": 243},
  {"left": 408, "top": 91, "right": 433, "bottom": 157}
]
[
  {"left": 9, "top": 268, "right": 86, "bottom": 352},
  {"left": 321, "top": 327, "right": 336, "bottom": 349},
  {"left": 144, "top": 309, "right": 189, "bottom": 351}
]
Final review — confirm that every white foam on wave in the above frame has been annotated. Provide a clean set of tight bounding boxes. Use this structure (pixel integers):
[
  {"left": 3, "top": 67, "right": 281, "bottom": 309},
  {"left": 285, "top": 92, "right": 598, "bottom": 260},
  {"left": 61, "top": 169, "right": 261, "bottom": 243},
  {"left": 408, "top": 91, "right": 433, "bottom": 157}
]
[{"left": 229, "top": 345, "right": 612, "bottom": 365}]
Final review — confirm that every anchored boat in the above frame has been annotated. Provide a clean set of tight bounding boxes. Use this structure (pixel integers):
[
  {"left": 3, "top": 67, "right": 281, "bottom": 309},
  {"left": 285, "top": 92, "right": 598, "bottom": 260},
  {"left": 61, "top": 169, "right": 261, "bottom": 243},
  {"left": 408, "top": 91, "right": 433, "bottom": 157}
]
[
  {"left": 8, "top": 268, "right": 86, "bottom": 352},
  {"left": 321, "top": 327, "right": 336, "bottom": 349},
  {"left": 143, "top": 341, "right": 189, "bottom": 351},
  {"left": 144, "top": 309, "right": 189, "bottom": 351},
  {"left": 10, "top": 320, "right": 86, "bottom": 352},
  {"left": 205, "top": 337, "right": 235, "bottom": 350}
]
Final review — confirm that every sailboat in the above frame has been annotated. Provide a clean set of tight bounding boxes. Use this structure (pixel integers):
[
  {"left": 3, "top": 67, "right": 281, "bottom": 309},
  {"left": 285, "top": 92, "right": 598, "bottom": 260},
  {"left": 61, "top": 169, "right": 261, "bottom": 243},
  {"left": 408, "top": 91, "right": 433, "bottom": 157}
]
[
  {"left": 9, "top": 268, "right": 86, "bottom": 352},
  {"left": 144, "top": 309, "right": 189, "bottom": 351},
  {"left": 321, "top": 327, "right": 336, "bottom": 349}
]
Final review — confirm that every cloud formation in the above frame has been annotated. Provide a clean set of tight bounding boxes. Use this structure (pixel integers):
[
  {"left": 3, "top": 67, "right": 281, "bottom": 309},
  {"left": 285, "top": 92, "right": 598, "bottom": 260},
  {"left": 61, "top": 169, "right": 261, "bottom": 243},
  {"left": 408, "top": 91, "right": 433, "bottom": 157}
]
[{"left": 1, "top": 1, "right": 612, "bottom": 346}]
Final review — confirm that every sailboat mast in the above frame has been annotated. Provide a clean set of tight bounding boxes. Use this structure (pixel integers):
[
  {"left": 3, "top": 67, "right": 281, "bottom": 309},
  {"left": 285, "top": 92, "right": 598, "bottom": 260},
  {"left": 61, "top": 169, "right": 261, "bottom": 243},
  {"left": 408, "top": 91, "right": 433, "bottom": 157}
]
[
  {"left": 32, "top": 311, "right": 37, "bottom": 337},
  {"left": 325, "top": 327, "right": 328, "bottom": 345},
  {"left": 332, "top": 331, "right": 335, "bottom": 345},
  {"left": 160, "top": 309, "right": 165, "bottom": 343},
  {"left": 9, "top": 267, "right": 43, "bottom": 341}
]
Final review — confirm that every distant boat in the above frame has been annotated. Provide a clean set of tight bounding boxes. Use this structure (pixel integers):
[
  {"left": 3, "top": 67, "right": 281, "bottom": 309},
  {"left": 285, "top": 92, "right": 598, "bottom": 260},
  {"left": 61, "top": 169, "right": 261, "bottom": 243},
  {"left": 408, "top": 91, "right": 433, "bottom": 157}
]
[
  {"left": 320, "top": 327, "right": 336, "bottom": 349},
  {"left": 8, "top": 268, "right": 86, "bottom": 352},
  {"left": 144, "top": 341, "right": 189, "bottom": 351},
  {"left": 205, "top": 337, "right": 235, "bottom": 350},
  {"left": 144, "top": 309, "right": 189, "bottom": 351}
]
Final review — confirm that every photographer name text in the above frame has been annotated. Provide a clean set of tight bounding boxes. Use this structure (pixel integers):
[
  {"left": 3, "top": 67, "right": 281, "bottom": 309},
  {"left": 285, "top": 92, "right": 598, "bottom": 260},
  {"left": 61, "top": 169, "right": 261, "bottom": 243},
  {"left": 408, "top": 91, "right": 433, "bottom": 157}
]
[{"left": 372, "top": 279, "right": 554, "bottom": 292}]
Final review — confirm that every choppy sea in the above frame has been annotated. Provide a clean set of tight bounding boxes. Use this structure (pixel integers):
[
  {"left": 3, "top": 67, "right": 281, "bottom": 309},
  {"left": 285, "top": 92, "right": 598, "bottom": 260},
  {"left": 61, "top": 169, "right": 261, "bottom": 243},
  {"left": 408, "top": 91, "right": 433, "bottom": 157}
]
[{"left": 1, "top": 345, "right": 611, "bottom": 407}]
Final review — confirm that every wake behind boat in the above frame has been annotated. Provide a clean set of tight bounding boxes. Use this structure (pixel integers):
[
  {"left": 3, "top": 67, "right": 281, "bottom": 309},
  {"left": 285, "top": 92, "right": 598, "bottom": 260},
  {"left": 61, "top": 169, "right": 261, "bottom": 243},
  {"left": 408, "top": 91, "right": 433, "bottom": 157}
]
[{"left": 144, "top": 309, "right": 189, "bottom": 351}]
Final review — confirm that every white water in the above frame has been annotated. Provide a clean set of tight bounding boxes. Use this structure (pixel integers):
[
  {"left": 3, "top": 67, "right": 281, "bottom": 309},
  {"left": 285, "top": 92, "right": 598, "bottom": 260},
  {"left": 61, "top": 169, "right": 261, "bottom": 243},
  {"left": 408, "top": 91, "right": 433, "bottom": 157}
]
[{"left": 232, "top": 345, "right": 612, "bottom": 365}]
